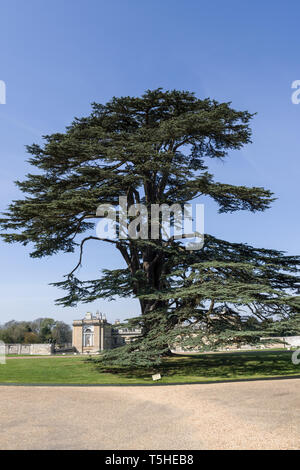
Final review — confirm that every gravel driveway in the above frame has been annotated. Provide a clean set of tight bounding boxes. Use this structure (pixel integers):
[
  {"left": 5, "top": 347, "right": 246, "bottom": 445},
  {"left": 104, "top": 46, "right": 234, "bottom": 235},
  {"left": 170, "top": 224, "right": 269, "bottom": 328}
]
[{"left": 0, "top": 379, "right": 299, "bottom": 450}]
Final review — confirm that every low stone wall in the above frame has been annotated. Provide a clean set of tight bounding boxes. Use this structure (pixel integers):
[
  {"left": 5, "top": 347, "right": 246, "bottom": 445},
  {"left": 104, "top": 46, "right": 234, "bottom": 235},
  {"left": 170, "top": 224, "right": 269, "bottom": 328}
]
[
  {"left": 285, "top": 336, "right": 300, "bottom": 347},
  {"left": 262, "top": 336, "right": 300, "bottom": 348},
  {"left": 172, "top": 335, "right": 300, "bottom": 353},
  {"left": 5, "top": 343, "right": 54, "bottom": 355}
]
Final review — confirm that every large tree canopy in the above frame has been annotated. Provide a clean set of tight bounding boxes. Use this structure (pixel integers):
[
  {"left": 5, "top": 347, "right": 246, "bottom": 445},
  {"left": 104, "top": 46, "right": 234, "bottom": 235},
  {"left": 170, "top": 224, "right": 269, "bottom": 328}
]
[{"left": 1, "top": 89, "right": 299, "bottom": 366}]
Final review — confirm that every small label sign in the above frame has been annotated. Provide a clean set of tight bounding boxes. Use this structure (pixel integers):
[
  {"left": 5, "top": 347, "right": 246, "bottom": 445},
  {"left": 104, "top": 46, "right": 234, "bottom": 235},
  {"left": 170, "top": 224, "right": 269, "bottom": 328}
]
[{"left": 152, "top": 373, "right": 161, "bottom": 381}]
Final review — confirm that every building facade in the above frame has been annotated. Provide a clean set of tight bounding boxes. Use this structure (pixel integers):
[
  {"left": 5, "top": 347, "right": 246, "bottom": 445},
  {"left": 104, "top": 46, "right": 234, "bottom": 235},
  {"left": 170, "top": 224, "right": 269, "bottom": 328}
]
[{"left": 72, "top": 312, "right": 142, "bottom": 354}]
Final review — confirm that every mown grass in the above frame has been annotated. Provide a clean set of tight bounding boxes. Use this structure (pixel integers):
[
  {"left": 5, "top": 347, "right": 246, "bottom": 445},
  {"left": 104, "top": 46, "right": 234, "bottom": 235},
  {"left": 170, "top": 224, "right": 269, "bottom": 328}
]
[{"left": 0, "top": 349, "right": 299, "bottom": 385}]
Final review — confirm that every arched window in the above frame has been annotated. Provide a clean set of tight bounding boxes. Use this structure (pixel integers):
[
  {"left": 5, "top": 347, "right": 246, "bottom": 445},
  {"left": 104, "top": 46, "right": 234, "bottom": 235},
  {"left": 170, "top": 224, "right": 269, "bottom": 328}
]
[{"left": 83, "top": 328, "right": 94, "bottom": 347}]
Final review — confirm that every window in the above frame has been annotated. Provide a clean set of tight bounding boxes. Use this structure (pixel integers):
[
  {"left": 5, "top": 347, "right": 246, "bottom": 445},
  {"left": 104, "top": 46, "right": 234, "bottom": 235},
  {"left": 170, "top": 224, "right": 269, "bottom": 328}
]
[{"left": 83, "top": 328, "right": 94, "bottom": 347}]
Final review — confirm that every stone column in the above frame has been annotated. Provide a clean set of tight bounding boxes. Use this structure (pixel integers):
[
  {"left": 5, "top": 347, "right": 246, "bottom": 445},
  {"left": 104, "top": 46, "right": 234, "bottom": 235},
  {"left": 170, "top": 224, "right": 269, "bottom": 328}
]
[{"left": 72, "top": 322, "right": 83, "bottom": 353}]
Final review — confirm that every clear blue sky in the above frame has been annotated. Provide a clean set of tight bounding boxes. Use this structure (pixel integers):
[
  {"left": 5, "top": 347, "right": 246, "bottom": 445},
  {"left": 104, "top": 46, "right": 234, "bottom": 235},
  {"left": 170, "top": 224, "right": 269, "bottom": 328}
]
[{"left": 0, "top": 0, "right": 299, "bottom": 325}]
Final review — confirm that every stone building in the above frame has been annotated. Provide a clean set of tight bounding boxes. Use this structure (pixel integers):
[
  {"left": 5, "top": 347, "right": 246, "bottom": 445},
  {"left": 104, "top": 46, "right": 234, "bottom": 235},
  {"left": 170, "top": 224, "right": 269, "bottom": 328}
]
[{"left": 72, "top": 312, "right": 142, "bottom": 354}]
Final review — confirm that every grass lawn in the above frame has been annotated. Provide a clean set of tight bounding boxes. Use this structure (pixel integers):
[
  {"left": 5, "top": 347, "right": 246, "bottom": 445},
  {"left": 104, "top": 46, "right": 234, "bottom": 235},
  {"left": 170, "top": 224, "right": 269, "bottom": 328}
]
[{"left": 0, "top": 350, "right": 299, "bottom": 385}]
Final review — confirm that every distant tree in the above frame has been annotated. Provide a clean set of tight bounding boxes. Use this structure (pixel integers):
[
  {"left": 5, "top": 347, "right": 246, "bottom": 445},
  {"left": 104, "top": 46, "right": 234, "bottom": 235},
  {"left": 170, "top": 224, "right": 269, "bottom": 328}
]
[
  {"left": 0, "top": 320, "right": 32, "bottom": 343},
  {"left": 24, "top": 331, "right": 40, "bottom": 344},
  {"left": 0, "top": 329, "right": 13, "bottom": 344},
  {"left": 38, "top": 318, "right": 56, "bottom": 343},
  {"left": 51, "top": 321, "right": 72, "bottom": 344},
  {"left": 31, "top": 318, "right": 45, "bottom": 335},
  {"left": 0, "top": 318, "right": 71, "bottom": 344}
]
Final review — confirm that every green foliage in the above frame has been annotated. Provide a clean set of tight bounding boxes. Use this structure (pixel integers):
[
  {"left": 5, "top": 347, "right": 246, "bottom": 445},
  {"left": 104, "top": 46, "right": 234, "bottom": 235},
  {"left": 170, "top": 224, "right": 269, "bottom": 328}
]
[
  {"left": 23, "top": 332, "right": 40, "bottom": 344},
  {"left": 0, "top": 351, "right": 299, "bottom": 384},
  {"left": 1, "top": 88, "right": 299, "bottom": 366},
  {"left": 0, "top": 318, "right": 72, "bottom": 344}
]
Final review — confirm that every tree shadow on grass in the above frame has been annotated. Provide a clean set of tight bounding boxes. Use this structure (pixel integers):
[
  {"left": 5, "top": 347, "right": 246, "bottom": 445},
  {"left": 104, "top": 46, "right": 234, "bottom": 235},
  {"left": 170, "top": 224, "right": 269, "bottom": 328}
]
[{"left": 91, "top": 350, "right": 300, "bottom": 382}]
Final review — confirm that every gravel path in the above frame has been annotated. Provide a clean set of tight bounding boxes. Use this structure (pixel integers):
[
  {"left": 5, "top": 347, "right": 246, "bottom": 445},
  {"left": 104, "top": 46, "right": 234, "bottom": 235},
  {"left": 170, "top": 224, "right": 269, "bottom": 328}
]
[{"left": 0, "top": 379, "right": 299, "bottom": 449}]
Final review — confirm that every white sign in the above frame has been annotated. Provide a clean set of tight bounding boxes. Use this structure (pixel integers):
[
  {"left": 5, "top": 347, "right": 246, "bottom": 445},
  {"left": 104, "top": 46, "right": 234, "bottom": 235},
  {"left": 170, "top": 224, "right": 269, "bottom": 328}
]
[{"left": 152, "top": 373, "right": 161, "bottom": 381}]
